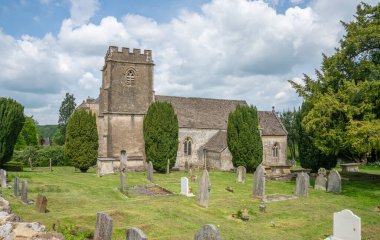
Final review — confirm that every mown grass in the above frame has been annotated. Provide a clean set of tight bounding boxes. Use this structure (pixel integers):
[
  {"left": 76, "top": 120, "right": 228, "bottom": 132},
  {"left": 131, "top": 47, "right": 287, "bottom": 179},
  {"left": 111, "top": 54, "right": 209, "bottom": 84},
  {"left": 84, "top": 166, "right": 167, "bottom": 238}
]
[{"left": 2, "top": 166, "right": 380, "bottom": 240}]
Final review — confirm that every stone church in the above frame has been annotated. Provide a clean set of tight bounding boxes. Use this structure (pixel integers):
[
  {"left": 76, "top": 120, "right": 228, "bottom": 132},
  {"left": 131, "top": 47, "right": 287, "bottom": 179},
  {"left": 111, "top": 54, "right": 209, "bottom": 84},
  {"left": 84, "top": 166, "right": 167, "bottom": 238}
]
[{"left": 78, "top": 46, "right": 289, "bottom": 175}]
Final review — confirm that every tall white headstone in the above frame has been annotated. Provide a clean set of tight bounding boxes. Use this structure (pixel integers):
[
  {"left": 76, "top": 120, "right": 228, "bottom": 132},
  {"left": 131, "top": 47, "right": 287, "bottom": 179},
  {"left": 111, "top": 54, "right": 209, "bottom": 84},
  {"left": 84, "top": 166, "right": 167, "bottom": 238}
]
[
  {"left": 180, "top": 177, "right": 194, "bottom": 197},
  {"left": 325, "top": 209, "right": 361, "bottom": 240}
]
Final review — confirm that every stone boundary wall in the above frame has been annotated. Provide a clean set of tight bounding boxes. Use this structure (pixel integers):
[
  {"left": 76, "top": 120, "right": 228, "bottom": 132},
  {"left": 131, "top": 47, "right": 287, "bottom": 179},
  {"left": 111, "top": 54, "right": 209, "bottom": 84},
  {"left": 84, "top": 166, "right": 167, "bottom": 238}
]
[{"left": 0, "top": 197, "right": 63, "bottom": 239}]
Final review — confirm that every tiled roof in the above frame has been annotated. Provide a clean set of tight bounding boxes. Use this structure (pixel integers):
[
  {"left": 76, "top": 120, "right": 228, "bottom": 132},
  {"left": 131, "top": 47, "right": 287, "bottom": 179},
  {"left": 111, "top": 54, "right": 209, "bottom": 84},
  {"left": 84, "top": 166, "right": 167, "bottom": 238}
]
[
  {"left": 258, "top": 111, "right": 287, "bottom": 136},
  {"left": 203, "top": 131, "right": 228, "bottom": 152},
  {"left": 155, "top": 95, "right": 246, "bottom": 130}
]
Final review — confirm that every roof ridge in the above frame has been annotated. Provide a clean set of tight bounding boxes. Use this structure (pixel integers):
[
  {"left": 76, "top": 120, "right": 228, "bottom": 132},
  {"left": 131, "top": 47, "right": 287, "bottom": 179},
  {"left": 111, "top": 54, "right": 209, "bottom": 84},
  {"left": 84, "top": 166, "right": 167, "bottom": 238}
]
[{"left": 155, "top": 95, "right": 246, "bottom": 103}]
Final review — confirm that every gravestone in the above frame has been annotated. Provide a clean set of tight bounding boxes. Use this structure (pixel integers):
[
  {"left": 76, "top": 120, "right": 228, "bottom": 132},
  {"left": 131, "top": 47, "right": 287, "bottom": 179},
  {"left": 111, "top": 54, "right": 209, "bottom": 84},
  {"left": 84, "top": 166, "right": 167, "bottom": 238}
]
[
  {"left": 21, "top": 180, "right": 28, "bottom": 203},
  {"left": 180, "top": 177, "right": 194, "bottom": 197},
  {"left": 326, "top": 209, "right": 361, "bottom": 240},
  {"left": 295, "top": 172, "right": 309, "bottom": 197},
  {"left": 120, "top": 151, "right": 127, "bottom": 192},
  {"left": 189, "top": 168, "right": 192, "bottom": 175},
  {"left": 315, "top": 168, "right": 327, "bottom": 191},
  {"left": 35, "top": 194, "right": 47, "bottom": 213},
  {"left": 94, "top": 212, "right": 113, "bottom": 240},
  {"left": 14, "top": 176, "right": 20, "bottom": 197},
  {"left": 147, "top": 161, "right": 153, "bottom": 182},
  {"left": 197, "top": 169, "right": 211, "bottom": 208},
  {"left": 194, "top": 224, "right": 221, "bottom": 240},
  {"left": 253, "top": 164, "right": 265, "bottom": 197},
  {"left": 0, "top": 169, "right": 6, "bottom": 188},
  {"left": 166, "top": 159, "right": 170, "bottom": 174},
  {"left": 126, "top": 227, "right": 148, "bottom": 240},
  {"left": 185, "top": 161, "right": 189, "bottom": 173},
  {"left": 327, "top": 169, "right": 341, "bottom": 193},
  {"left": 236, "top": 166, "right": 246, "bottom": 183}
]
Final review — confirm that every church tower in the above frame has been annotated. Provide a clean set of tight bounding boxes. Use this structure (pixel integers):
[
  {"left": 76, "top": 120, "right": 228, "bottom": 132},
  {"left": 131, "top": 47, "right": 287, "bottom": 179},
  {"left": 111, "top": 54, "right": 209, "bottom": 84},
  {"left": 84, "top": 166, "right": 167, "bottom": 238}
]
[{"left": 97, "top": 46, "right": 154, "bottom": 173}]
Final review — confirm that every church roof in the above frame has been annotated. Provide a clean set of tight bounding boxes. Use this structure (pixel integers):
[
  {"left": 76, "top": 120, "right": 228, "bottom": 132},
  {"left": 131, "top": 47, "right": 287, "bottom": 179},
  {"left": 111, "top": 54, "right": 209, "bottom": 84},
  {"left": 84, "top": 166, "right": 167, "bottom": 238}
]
[
  {"left": 258, "top": 111, "right": 288, "bottom": 136},
  {"left": 155, "top": 95, "right": 246, "bottom": 130},
  {"left": 203, "top": 131, "right": 228, "bottom": 152}
]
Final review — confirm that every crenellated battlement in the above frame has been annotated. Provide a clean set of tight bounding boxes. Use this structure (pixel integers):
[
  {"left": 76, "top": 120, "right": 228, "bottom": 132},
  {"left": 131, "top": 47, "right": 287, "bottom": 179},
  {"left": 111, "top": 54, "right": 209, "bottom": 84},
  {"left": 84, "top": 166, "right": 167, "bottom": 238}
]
[{"left": 105, "top": 46, "right": 153, "bottom": 64}]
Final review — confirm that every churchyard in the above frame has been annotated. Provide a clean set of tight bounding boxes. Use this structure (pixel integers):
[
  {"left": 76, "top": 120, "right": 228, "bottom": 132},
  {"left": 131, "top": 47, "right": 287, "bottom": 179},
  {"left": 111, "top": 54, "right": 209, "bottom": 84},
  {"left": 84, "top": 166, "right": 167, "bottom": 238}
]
[{"left": 1, "top": 166, "right": 379, "bottom": 239}]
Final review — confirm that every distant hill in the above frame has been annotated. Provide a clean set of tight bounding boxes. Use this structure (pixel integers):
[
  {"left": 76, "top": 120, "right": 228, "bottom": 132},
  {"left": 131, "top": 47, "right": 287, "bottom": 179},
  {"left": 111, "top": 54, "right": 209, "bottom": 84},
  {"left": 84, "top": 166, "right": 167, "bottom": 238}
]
[{"left": 38, "top": 125, "right": 58, "bottom": 139}]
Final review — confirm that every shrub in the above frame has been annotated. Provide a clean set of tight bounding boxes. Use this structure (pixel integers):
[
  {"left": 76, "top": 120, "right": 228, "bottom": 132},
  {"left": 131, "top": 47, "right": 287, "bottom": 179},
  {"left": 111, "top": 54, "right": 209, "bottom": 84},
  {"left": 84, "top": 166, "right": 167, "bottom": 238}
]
[{"left": 3, "top": 161, "right": 23, "bottom": 172}]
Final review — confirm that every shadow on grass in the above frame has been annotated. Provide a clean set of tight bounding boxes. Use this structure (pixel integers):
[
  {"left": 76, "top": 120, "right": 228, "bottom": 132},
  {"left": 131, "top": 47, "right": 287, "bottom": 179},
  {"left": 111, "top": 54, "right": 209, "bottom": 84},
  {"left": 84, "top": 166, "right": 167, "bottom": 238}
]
[{"left": 340, "top": 172, "right": 380, "bottom": 199}]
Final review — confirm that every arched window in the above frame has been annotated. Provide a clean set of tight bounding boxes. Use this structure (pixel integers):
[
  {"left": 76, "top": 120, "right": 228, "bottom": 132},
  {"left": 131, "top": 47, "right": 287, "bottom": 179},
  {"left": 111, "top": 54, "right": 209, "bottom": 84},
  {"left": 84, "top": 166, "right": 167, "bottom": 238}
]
[
  {"left": 272, "top": 143, "right": 279, "bottom": 158},
  {"left": 125, "top": 69, "right": 135, "bottom": 86},
  {"left": 184, "top": 137, "right": 192, "bottom": 156}
]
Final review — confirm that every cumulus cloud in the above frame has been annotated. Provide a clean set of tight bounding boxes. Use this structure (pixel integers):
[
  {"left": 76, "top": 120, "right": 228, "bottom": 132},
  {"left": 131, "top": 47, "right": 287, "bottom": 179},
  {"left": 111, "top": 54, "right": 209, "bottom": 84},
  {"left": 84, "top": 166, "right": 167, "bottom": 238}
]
[
  {"left": 69, "top": 0, "right": 99, "bottom": 27},
  {"left": 0, "top": 0, "right": 374, "bottom": 124}
]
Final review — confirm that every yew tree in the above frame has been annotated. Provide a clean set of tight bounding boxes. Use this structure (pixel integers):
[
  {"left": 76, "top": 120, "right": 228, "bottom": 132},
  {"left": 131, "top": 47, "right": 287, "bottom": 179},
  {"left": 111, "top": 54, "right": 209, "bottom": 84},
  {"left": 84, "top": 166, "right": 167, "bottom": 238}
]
[
  {"left": 143, "top": 102, "right": 178, "bottom": 173},
  {"left": 290, "top": 2, "right": 380, "bottom": 164}
]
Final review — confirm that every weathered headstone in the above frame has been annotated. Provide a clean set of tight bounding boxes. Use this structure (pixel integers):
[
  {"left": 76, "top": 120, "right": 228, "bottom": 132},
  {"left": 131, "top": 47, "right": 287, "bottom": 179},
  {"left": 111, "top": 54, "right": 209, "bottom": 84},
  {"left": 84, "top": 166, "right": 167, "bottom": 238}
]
[
  {"left": 315, "top": 168, "right": 327, "bottom": 191},
  {"left": 253, "top": 164, "right": 265, "bottom": 197},
  {"left": 236, "top": 166, "right": 246, "bottom": 183},
  {"left": 147, "top": 161, "right": 153, "bottom": 182},
  {"left": 185, "top": 161, "right": 189, "bottom": 173},
  {"left": 14, "top": 176, "right": 20, "bottom": 197},
  {"left": 295, "top": 172, "right": 309, "bottom": 197},
  {"left": 166, "top": 159, "right": 170, "bottom": 174},
  {"left": 94, "top": 213, "right": 113, "bottom": 240},
  {"left": 180, "top": 177, "right": 194, "bottom": 197},
  {"left": 120, "top": 151, "right": 127, "bottom": 192},
  {"left": 327, "top": 169, "right": 341, "bottom": 193},
  {"left": 35, "top": 194, "right": 47, "bottom": 213},
  {"left": 0, "top": 169, "right": 6, "bottom": 188},
  {"left": 194, "top": 224, "right": 221, "bottom": 240},
  {"left": 126, "top": 227, "right": 148, "bottom": 240},
  {"left": 326, "top": 209, "right": 361, "bottom": 240},
  {"left": 197, "top": 169, "right": 211, "bottom": 208},
  {"left": 189, "top": 168, "right": 192, "bottom": 175},
  {"left": 21, "top": 180, "right": 28, "bottom": 203},
  {"left": 28, "top": 157, "right": 33, "bottom": 170}
]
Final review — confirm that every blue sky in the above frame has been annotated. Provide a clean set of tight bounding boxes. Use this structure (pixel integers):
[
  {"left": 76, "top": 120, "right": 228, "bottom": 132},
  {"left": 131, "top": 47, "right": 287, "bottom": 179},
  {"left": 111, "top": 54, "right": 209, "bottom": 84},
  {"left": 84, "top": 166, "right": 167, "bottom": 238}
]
[{"left": 0, "top": 0, "right": 378, "bottom": 124}]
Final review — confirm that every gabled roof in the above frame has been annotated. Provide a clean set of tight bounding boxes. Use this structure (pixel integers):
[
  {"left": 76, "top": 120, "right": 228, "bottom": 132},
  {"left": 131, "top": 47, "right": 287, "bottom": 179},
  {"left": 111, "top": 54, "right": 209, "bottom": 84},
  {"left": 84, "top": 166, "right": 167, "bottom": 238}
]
[
  {"left": 203, "top": 131, "right": 228, "bottom": 152},
  {"left": 155, "top": 95, "right": 246, "bottom": 130},
  {"left": 258, "top": 111, "right": 287, "bottom": 136}
]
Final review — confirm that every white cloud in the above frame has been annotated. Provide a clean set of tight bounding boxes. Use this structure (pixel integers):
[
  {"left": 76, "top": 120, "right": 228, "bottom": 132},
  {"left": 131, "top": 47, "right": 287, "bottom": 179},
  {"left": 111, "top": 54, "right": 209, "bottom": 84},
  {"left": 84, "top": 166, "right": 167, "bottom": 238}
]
[
  {"left": 0, "top": 0, "right": 373, "bottom": 124},
  {"left": 69, "top": 0, "right": 99, "bottom": 27}
]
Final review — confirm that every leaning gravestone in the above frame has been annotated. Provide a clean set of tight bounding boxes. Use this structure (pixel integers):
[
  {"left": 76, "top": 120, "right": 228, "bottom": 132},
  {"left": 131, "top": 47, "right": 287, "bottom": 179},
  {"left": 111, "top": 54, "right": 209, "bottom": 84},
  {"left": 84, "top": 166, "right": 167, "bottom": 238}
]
[
  {"left": 120, "top": 151, "right": 127, "bottom": 192},
  {"left": 194, "top": 224, "right": 221, "bottom": 240},
  {"left": 253, "top": 164, "right": 265, "bottom": 197},
  {"left": 197, "top": 169, "right": 211, "bottom": 208},
  {"left": 94, "top": 213, "right": 113, "bottom": 240},
  {"left": 126, "top": 227, "right": 148, "bottom": 240},
  {"left": 295, "top": 172, "right": 309, "bottom": 197},
  {"left": 21, "top": 180, "right": 28, "bottom": 203},
  {"left": 35, "top": 194, "right": 48, "bottom": 213},
  {"left": 326, "top": 209, "right": 361, "bottom": 240},
  {"left": 327, "top": 169, "right": 341, "bottom": 193},
  {"left": 14, "top": 176, "right": 20, "bottom": 197},
  {"left": 181, "top": 177, "right": 194, "bottom": 197},
  {"left": 236, "top": 166, "right": 246, "bottom": 183},
  {"left": 0, "top": 169, "right": 6, "bottom": 188},
  {"left": 315, "top": 168, "right": 327, "bottom": 191},
  {"left": 147, "top": 162, "right": 153, "bottom": 182}
]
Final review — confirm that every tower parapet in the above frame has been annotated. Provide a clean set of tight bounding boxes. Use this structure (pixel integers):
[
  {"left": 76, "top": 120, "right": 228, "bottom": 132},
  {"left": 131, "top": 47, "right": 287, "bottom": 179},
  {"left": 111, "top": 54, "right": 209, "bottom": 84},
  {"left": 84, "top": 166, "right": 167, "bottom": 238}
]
[{"left": 105, "top": 46, "right": 153, "bottom": 64}]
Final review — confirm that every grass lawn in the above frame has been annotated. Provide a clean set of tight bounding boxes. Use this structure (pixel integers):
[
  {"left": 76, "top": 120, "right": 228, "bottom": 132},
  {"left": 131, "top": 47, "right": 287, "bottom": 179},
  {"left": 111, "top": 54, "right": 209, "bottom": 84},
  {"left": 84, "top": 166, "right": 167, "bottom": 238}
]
[{"left": 2, "top": 166, "right": 380, "bottom": 240}]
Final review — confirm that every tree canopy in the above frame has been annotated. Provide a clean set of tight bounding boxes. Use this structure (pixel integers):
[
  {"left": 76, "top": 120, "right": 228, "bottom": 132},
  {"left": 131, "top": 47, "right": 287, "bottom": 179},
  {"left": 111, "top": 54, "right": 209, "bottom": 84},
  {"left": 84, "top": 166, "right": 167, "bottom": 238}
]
[
  {"left": 227, "top": 105, "right": 262, "bottom": 171},
  {"left": 58, "top": 93, "right": 76, "bottom": 145},
  {"left": 15, "top": 116, "right": 39, "bottom": 150},
  {"left": 143, "top": 102, "right": 179, "bottom": 173},
  {"left": 64, "top": 109, "right": 98, "bottom": 172},
  {"left": 290, "top": 2, "right": 380, "bottom": 163},
  {"left": 0, "top": 98, "right": 25, "bottom": 166}
]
